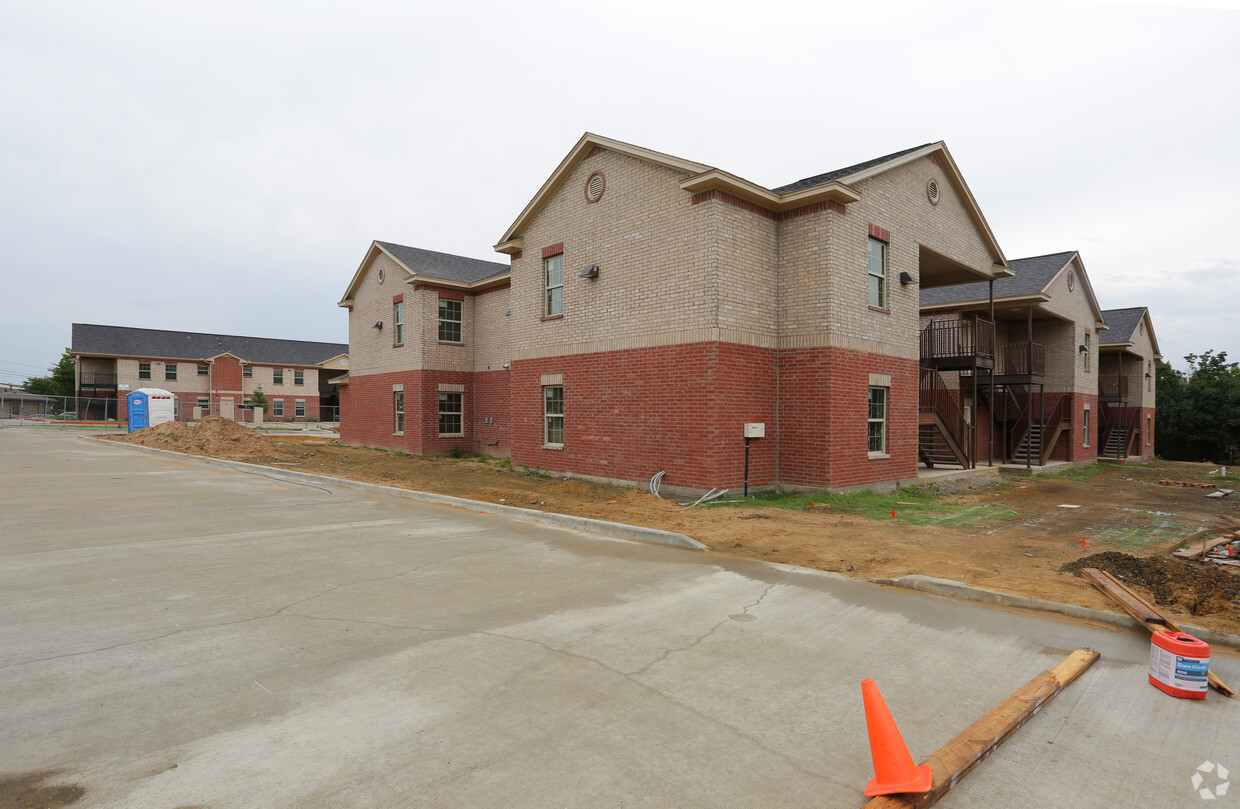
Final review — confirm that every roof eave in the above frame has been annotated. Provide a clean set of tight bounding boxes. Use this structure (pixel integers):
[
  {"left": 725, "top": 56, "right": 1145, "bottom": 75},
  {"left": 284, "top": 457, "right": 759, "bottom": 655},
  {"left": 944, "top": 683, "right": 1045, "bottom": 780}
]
[
  {"left": 404, "top": 272, "right": 512, "bottom": 291},
  {"left": 678, "top": 169, "right": 860, "bottom": 210},
  {"left": 920, "top": 293, "right": 1050, "bottom": 312}
]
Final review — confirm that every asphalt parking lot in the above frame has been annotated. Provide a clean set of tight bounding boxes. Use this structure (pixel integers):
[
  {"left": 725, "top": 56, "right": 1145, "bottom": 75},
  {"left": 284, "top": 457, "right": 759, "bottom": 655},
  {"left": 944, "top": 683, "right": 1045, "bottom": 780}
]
[{"left": 2, "top": 427, "right": 1238, "bottom": 808}]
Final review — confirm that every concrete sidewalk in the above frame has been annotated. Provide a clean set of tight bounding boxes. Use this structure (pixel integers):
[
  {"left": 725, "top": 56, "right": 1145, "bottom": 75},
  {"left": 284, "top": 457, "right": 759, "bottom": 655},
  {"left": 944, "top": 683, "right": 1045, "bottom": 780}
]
[{"left": 1, "top": 427, "right": 1237, "bottom": 808}]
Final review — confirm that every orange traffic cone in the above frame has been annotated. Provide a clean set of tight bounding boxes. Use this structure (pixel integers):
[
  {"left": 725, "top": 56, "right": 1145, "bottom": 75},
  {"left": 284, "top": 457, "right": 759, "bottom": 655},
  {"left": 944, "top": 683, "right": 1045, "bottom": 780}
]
[{"left": 861, "top": 679, "right": 933, "bottom": 797}]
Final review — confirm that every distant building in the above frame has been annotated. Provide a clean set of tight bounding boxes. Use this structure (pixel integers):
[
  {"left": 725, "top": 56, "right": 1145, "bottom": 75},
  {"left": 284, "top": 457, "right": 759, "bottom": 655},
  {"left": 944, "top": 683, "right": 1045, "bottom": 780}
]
[{"left": 71, "top": 324, "right": 348, "bottom": 422}]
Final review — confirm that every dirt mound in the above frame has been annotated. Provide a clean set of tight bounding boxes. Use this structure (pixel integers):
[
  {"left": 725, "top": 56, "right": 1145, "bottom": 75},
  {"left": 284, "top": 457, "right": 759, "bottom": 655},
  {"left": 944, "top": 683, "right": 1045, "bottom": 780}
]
[
  {"left": 115, "top": 417, "right": 273, "bottom": 459},
  {"left": 1062, "top": 551, "right": 1240, "bottom": 617}
]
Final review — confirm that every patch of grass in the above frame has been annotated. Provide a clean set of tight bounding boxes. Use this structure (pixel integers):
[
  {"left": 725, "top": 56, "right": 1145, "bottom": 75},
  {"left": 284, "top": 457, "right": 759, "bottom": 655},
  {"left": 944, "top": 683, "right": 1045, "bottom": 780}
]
[
  {"left": 1033, "top": 463, "right": 1109, "bottom": 480},
  {"left": 1095, "top": 511, "right": 1191, "bottom": 550},
  {"left": 710, "top": 484, "right": 1023, "bottom": 527},
  {"left": 521, "top": 465, "right": 552, "bottom": 478}
]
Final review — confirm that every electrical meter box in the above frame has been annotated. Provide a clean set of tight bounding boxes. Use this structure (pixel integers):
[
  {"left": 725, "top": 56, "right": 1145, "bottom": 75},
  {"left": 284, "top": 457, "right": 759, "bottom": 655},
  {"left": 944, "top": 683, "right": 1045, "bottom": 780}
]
[{"left": 743, "top": 423, "right": 765, "bottom": 438}]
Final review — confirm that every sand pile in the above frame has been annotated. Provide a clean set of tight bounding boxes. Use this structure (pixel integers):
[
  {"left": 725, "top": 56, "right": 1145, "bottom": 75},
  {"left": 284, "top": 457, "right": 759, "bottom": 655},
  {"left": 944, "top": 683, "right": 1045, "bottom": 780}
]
[{"left": 115, "top": 416, "right": 274, "bottom": 458}]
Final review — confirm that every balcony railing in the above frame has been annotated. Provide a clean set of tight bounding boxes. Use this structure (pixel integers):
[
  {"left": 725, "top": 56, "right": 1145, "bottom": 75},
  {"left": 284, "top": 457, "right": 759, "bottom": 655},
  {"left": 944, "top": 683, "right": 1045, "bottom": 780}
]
[
  {"left": 1000, "top": 342, "right": 1045, "bottom": 377},
  {"left": 1099, "top": 374, "right": 1129, "bottom": 399},
  {"left": 920, "top": 316, "right": 995, "bottom": 365},
  {"left": 78, "top": 373, "right": 118, "bottom": 387}
]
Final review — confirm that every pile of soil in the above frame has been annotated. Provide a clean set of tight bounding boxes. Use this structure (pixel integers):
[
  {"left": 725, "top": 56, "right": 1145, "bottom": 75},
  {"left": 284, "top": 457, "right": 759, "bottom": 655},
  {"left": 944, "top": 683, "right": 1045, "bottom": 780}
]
[
  {"left": 1062, "top": 551, "right": 1240, "bottom": 618},
  {"left": 112, "top": 416, "right": 273, "bottom": 459}
]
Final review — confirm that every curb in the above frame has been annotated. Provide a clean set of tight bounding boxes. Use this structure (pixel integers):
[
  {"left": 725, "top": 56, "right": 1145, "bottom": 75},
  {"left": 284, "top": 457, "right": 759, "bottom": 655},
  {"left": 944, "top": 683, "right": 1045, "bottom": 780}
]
[
  {"left": 88, "top": 438, "right": 707, "bottom": 552},
  {"left": 872, "top": 573, "right": 1240, "bottom": 650}
]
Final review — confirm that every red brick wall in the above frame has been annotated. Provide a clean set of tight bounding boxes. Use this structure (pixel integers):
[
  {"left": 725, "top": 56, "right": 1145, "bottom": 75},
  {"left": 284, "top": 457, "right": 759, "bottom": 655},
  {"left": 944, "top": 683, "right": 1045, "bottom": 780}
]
[
  {"left": 212, "top": 356, "right": 243, "bottom": 394},
  {"left": 340, "top": 370, "right": 423, "bottom": 453},
  {"left": 511, "top": 342, "right": 777, "bottom": 491},
  {"left": 777, "top": 348, "right": 919, "bottom": 488},
  {"left": 474, "top": 369, "right": 511, "bottom": 456},
  {"left": 1142, "top": 406, "right": 1156, "bottom": 456}
]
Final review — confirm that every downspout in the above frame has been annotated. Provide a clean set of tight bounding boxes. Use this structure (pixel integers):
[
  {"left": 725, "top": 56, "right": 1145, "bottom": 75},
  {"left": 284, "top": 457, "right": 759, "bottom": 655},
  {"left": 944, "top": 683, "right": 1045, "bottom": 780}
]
[
  {"left": 1026, "top": 305, "right": 1033, "bottom": 469},
  {"left": 988, "top": 280, "right": 994, "bottom": 467}
]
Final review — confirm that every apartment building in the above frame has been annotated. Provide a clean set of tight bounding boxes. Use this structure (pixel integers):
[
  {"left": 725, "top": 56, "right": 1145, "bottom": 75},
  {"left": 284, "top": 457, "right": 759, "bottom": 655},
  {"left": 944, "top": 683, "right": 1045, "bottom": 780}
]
[
  {"left": 339, "top": 133, "right": 1013, "bottom": 491},
  {"left": 1099, "top": 307, "right": 1160, "bottom": 459},
  {"left": 71, "top": 324, "right": 348, "bottom": 421}
]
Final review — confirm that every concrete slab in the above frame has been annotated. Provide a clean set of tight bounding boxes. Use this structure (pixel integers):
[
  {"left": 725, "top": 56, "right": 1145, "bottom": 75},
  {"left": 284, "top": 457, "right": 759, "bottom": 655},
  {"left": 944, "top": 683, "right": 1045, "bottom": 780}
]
[{"left": 1, "top": 427, "right": 1237, "bottom": 808}]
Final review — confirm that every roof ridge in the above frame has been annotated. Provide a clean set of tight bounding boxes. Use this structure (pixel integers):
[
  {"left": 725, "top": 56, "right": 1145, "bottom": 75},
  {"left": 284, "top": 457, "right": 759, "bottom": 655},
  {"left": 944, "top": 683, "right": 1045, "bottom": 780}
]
[
  {"left": 772, "top": 142, "right": 938, "bottom": 194},
  {"left": 1009, "top": 250, "right": 1078, "bottom": 263},
  {"left": 73, "top": 323, "right": 346, "bottom": 346}
]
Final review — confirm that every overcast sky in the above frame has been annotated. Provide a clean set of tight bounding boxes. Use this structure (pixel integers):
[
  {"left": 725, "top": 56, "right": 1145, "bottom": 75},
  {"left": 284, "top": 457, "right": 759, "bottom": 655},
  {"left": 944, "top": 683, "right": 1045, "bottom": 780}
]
[{"left": 2, "top": 0, "right": 1237, "bottom": 385}]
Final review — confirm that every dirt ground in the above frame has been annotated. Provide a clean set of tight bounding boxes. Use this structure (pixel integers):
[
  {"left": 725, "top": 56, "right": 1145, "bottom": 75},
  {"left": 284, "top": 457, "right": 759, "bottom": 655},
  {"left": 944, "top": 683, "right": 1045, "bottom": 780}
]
[{"left": 108, "top": 419, "right": 1240, "bottom": 636}]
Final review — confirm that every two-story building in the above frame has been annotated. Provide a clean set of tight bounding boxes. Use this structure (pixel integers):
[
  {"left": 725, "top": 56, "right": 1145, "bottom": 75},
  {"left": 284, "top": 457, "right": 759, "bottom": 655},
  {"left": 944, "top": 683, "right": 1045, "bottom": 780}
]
[
  {"left": 1099, "top": 307, "right": 1160, "bottom": 459},
  {"left": 339, "top": 133, "right": 1015, "bottom": 491},
  {"left": 71, "top": 324, "right": 348, "bottom": 422}
]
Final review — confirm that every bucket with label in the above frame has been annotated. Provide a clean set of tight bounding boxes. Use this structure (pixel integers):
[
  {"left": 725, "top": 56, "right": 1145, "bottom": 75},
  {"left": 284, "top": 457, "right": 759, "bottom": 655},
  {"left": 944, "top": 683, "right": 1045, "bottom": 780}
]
[{"left": 1148, "top": 631, "right": 1209, "bottom": 699}]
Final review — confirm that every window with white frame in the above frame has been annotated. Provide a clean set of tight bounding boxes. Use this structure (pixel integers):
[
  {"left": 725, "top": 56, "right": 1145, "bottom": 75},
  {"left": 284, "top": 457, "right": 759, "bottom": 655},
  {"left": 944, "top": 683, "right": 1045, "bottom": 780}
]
[
  {"left": 544, "top": 385, "right": 564, "bottom": 446},
  {"left": 295, "top": 399, "right": 306, "bottom": 418},
  {"left": 1083, "top": 405, "right": 1091, "bottom": 447},
  {"left": 439, "top": 298, "right": 463, "bottom": 342},
  {"left": 294, "top": 369, "right": 304, "bottom": 386},
  {"left": 438, "top": 391, "right": 463, "bottom": 435},
  {"left": 867, "top": 387, "right": 888, "bottom": 454},
  {"left": 393, "top": 392, "right": 404, "bottom": 434},
  {"left": 197, "top": 397, "right": 209, "bottom": 410},
  {"left": 197, "top": 364, "right": 208, "bottom": 376},
  {"left": 1147, "top": 361, "right": 1152, "bottom": 391},
  {"left": 544, "top": 254, "right": 564, "bottom": 317},
  {"left": 1147, "top": 414, "right": 1152, "bottom": 444},
  {"left": 273, "top": 399, "right": 284, "bottom": 417},
  {"left": 165, "top": 363, "right": 177, "bottom": 381},
  {"left": 1083, "top": 333, "right": 1091, "bottom": 372},
  {"left": 867, "top": 239, "right": 886, "bottom": 309},
  {"left": 138, "top": 362, "right": 151, "bottom": 380},
  {"left": 243, "top": 365, "right": 252, "bottom": 378},
  {"left": 393, "top": 301, "right": 404, "bottom": 344},
  {"left": 273, "top": 368, "right": 283, "bottom": 385}
]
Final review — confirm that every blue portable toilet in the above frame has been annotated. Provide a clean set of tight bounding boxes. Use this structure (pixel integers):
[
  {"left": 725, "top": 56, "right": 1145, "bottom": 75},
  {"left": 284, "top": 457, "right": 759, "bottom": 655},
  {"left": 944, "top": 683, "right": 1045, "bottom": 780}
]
[{"left": 127, "top": 388, "right": 177, "bottom": 433}]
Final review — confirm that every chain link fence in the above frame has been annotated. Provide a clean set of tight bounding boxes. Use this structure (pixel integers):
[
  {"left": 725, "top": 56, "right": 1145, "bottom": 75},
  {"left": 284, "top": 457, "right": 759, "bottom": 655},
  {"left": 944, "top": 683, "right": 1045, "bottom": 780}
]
[{"left": 2, "top": 392, "right": 339, "bottom": 428}]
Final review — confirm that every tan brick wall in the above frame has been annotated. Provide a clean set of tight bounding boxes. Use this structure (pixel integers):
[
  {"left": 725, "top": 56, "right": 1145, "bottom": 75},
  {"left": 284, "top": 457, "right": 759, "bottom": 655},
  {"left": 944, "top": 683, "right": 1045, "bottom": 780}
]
[
  {"left": 347, "top": 251, "right": 423, "bottom": 376},
  {"left": 472, "top": 285, "right": 512, "bottom": 372},
  {"left": 1040, "top": 257, "right": 1101, "bottom": 395}
]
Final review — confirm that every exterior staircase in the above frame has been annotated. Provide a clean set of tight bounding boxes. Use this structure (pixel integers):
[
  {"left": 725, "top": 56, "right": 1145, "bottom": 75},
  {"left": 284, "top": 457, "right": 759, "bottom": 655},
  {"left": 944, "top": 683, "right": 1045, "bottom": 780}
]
[
  {"left": 1105, "top": 427, "right": 1128, "bottom": 459},
  {"left": 919, "top": 423, "right": 964, "bottom": 467},
  {"left": 1012, "top": 424, "right": 1043, "bottom": 465}
]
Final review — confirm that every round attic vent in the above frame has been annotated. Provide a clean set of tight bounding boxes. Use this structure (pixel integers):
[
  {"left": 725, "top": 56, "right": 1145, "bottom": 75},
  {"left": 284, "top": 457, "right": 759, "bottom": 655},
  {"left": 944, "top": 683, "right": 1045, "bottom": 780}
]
[
  {"left": 585, "top": 171, "right": 606, "bottom": 203},
  {"left": 1067, "top": 269, "right": 1076, "bottom": 291},
  {"left": 376, "top": 266, "right": 385, "bottom": 284},
  {"left": 926, "top": 178, "right": 940, "bottom": 206}
]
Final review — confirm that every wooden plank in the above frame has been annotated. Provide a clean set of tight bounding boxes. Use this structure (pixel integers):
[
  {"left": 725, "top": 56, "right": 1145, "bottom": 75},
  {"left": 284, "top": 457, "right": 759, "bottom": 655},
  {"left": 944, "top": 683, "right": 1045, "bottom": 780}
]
[
  {"left": 861, "top": 649, "right": 1099, "bottom": 809},
  {"left": 1081, "top": 568, "right": 1234, "bottom": 698},
  {"left": 1173, "top": 536, "right": 1235, "bottom": 559}
]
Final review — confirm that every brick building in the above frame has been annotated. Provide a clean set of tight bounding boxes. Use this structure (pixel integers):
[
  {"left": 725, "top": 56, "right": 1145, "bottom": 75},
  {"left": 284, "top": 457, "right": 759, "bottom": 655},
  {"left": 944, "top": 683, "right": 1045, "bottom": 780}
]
[
  {"left": 71, "top": 324, "right": 348, "bottom": 422},
  {"left": 1098, "top": 307, "right": 1160, "bottom": 459},
  {"left": 338, "top": 133, "right": 1016, "bottom": 491}
]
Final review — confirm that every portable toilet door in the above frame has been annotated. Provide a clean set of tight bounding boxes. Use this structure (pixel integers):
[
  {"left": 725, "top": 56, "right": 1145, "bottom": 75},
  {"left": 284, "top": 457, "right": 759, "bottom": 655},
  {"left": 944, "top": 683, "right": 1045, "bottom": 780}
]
[{"left": 127, "top": 390, "right": 150, "bottom": 433}]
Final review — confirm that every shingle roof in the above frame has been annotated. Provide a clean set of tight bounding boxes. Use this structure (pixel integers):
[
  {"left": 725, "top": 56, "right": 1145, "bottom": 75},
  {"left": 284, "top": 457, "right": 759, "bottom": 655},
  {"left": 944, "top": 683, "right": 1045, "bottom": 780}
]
[
  {"left": 72, "top": 324, "right": 348, "bottom": 365},
  {"left": 376, "top": 241, "right": 508, "bottom": 284},
  {"left": 1100, "top": 307, "right": 1147, "bottom": 344},
  {"left": 920, "top": 251, "right": 1077, "bottom": 306},
  {"left": 772, "top": 143, "right": 935, "bottom": 194}
]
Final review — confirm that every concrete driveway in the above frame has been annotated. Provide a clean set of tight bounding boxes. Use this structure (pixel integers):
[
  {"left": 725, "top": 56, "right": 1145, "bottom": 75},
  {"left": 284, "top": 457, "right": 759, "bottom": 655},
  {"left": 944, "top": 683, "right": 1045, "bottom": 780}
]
[{"left": 1, "top": 428, "right": 1237, "bottom": 808}]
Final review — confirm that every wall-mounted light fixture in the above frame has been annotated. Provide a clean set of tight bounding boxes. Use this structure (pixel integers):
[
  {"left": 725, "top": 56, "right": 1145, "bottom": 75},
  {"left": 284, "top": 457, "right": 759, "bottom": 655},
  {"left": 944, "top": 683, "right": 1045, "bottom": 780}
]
[
  {"left": 579, "top": 264, "right": 600, "bottom": 279},
  {"left": 1145, "top": 372, "right": 1153, "bottom": 379},
  {"left": 373, "top": 321, "right": 383, "bottom": 329},
  {"left": 899, "top": 271, "right": 915, "bottom": 286},
  {"left": 1078, "top": 344, "right": 1088, "bottom": 353}
]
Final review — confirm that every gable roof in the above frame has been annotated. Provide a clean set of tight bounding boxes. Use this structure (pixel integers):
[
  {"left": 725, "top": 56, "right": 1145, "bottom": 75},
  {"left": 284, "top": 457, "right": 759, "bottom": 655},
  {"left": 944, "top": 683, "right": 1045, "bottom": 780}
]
[
  {"left": 1101, "top": 306, "right": 1161, "bottom": 357},
  {"left": 494, "top": 134, "right": 1009, "bottom": 275},
  {"left": 339, "top": 241, "right": 509, "bottom": 306},
  {"left": 72, "top": 324, "right": 347, "bottom": 366},
  {"left": 920, "top": 251, "right": 1077, "bottom": 306}
]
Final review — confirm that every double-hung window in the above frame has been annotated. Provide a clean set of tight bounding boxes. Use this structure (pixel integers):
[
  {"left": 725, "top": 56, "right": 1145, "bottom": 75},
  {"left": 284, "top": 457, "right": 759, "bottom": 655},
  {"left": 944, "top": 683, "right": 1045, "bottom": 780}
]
[
  {"left": 243, "top": 365, "right": 252, "bottom": 378},
  {"left": 393, "top": 301, "right": 404, "bottom": 344},
  {"left": 867, "top": 387, "right": 887, "bottom": 454},
  {"left": 165, "top": 363, "right": 177, "bottom": 381},
  {"left": 273, "top": 399, "right": 284, "bottom": 417},
  {"left": 438, "top": 392, "right": 463, "bottom": 436},
  {"left": 544, "top": 254, "right": 564, "bottom": 317},
  {"left": 544, "top": 385, "right": 564, "bottom": 447},
  {"left": 197, "top": 364, "right": 208, "bottom": 376},
  {"left": 439, "top": 299, "right": 462, "bottom": 342},
  {"left": 867, "top": 239, "right": 886, "bottom": 309},
  {"left": 1083, "top": 333, "right": 1091, "bottom": 372},
  {"left": 138, "top": 362, "right": 151, "bottom": 380},
  {"left": 273, "top": 368, "right": 283, "bottom": 385},
  {"left": 293, "top": 370, "right": 304, "bottom": 386},
  {"left": 393, "top": 392, "right": 404, "bottom": 434},
  {"left": 294, "top": 399, "right": 306, "bottom": 418}
]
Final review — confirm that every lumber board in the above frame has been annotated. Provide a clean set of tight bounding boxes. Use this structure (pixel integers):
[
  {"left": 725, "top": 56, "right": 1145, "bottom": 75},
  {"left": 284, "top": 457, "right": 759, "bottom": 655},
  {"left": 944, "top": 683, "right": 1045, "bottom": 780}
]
[
  {"left": 1173, "top": 535, "right": 1235, "bottom": 559},
  {"left": 1222, "top": 515, "right": 1240, "bottom": 528},
  {"left": 1081, "top": 568, "right": 1234, "bottom": 698},
  {"left": 861, "top": 648, "right": 1099, "bottom": 809}
]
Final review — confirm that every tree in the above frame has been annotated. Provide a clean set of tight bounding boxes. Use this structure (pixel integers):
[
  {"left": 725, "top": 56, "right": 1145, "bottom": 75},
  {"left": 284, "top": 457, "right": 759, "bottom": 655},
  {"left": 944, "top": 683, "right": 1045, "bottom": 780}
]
[
  {"left": 250, "top": 386, "right": 268, "bottom": 412},
  {"left": 1156, "top": 351, "right": 1240, "bottom": 462},
  {"left": 23, "top": 348, "right": 75, "bottom": 397}
]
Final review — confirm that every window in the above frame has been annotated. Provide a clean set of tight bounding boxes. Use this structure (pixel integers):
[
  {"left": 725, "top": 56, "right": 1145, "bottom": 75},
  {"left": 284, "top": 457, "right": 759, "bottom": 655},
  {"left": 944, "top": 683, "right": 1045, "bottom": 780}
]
[
  {"left": 197, "top": 364, "right": 208, "bottom": 376},
  {"left": 867, "top": 239, "right": 886, "bottom": 309},
  {"left": 439, "top": 298, "right": 463, "bottom": 342},
  {"left": 273, "top": 399, "right": 284, "bottom": 417},
  {"left": 295, "top": 399, "right": 306, "bottom": 418},
  {"left": 294, "top": 370, "right": 304, "bottom": 386},
  {"left": 544, "top": 385, "right": 564, "bottom": 446},
  {"left": 438, "top": 391, "right": 463, "bottom": 435},
  {"left": 165, "top": 363, "right": 177, "bottom": 381},
  {"left": 243, "top": 365, "right": 252, "bottom": 378},
  {"left": 867, "top": 387, "right": 888, "bottom": 454},
  {"left": 544, "top": 254, "right": 564, "bottom": 317},
  {"left": 1083, "top": 333, "right": 1091, "bottom": 372},
  {"left": 1147, "top": 361, "right": 1152, "bottom": 391},
  {"left": 393, "top": 392, "right": 404, "bottom": 434},
  {"left": 1147, "top": 414, "right": 1152, "bottom": 445},
  {"left": 273, "top": 368, "right": 283, "bottom": 385},
  {"left": 138, "top": 362, "right": 151, "bottom": 380},
  {"left": 196, "top": 397, "right": 209, "bottom": 410},
  {"left": 393, "top": 301, "right": 404, "bottom": 344},
  {"left": 1083, "top": 405, "right": 1091, "bottom": 447}
]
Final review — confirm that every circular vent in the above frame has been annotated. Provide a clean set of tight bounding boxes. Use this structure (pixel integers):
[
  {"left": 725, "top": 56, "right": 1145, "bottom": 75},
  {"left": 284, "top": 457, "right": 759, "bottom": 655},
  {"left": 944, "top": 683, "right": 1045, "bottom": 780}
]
[
  {"left": 926, "top": 178, "right": 940, "bottom": 206},
  {"left": 1067, "top": 270, "right": 1076, "bottom": 291},
  {"left": 376, "top": 266, "right": 385, "bottom": 284},
  {"left": 585, "top": 171, "right": 606, "bottom": 203}
]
